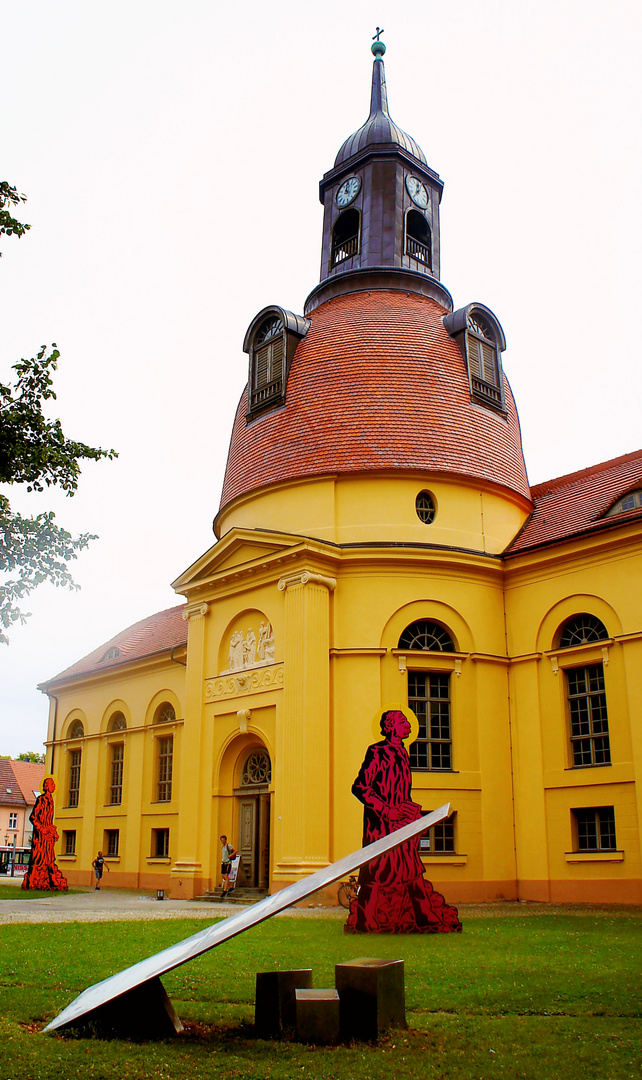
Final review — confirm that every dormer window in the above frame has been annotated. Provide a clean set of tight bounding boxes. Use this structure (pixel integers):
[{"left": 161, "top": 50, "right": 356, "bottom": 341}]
[
  {"left": 405, "top": 209, "right": 432, "bottom": 268},
  {"left": 605, "top": 489, "right": 642, "bottom": 517},
  {"left": 466, "top": 313, "right": 502, "bottom": 407},
  {"left": 331, "top": 208, "right": 360, "bottom": 268},
  {"left": 244, "top": 306, "right": 311, "bottom": 420},
  {"left": 443, "top": 303, "right": 507, "bottom": 413},
  {"left": 251, "top": 317, "right": 285, "bottom": 412}
]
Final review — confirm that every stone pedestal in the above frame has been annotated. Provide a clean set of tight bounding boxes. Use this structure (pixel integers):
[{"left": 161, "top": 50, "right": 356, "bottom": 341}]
[
  {"left": 295, "top": 988, "right": 341, "bottom": 1045},
  {"left": 255, "top": 969, "right": 313, "bottom": 1038},
  {"left": 335, "top": 957, "right": 406, "bottom": 1040}
]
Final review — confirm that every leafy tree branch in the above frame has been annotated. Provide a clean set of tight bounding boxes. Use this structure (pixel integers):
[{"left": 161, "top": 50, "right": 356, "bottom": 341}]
[{"left": 0, "top": 181, "right": 30, "bottom": 252}]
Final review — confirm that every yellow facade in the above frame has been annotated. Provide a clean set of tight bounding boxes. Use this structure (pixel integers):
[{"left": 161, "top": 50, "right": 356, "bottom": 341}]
[{"left": 45, "top": 474, "right": 642, "bottom": 904}]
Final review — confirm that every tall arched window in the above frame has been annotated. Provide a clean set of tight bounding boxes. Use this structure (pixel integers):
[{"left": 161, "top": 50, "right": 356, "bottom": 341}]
[
  {"left": 331, "top": 208, "right": 360, "bottom": 267},
  {"left": 398, "top": 620, "right": 455, "bottom": 771},
  {"left": 405, "top": 209, "right": 432, "bottom": 267},
  {"left": 556, "top": 615, "right": 611, "bottom": 770}
]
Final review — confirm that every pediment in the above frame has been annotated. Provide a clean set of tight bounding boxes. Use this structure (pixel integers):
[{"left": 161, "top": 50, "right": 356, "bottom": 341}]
[{"left": 171, "top": 529, "right": 301, "bottom": 593}]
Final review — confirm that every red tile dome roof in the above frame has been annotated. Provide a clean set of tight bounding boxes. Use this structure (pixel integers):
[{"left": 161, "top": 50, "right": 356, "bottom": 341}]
[{"left": 219, "top": 290, "right": 530, "bottom": 515}]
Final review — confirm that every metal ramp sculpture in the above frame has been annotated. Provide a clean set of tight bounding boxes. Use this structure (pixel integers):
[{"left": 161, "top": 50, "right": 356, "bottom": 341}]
[{"left": 43, "top": 804, "right": 450, "bottom": 1038}]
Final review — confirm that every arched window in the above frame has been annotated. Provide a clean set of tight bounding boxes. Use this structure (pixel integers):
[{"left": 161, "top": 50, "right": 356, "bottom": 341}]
[
  {"left": 68, "top": 720, "right": 84, "bottom": 740},
  {"left": 331, "top": 208, "right": 360, "bottom": 268},
  {"left": 559, "top": 614, "right": 609, "bottom": 649},
  {"left": 154, "top": 702, "right": 176, "bottom": 724},
  {"left": 108, "top": 711, "right": 127, "bottom": 732},
  {"left": 405, "top": 209, "right": 432, "bottom": 267},
  {"left": 398, "top": 621, "right": 455, "bottom": 652},
  {"left": 398, "top": 621, "right": 454, "bottom": 772},
  {"left": 240, "top": 749, "right": 272, "bottom": 787}
]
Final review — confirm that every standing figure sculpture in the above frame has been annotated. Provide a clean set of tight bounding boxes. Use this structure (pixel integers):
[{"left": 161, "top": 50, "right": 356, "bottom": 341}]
[
  {"left": 22, "top": 777, "right": 68, "bottom": 891},
  {"left": 346, "top": 709, "right": 461, "bottom": 933}
]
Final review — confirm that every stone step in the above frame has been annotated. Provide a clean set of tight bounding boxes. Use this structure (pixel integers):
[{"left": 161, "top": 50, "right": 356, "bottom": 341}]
[{"left": 194, "top": 888, "right": 269, "bottom": 904}]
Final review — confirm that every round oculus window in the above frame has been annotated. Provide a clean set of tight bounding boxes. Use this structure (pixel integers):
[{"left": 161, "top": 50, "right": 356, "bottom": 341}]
[{"left": 416, "top": 490, "right": 436, "bottom": 524}]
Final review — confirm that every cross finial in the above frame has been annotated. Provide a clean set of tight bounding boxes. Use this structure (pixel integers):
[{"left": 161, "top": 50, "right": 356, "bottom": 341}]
[{"left": 371, "top": 27, "right": 386, "bottom": 57}]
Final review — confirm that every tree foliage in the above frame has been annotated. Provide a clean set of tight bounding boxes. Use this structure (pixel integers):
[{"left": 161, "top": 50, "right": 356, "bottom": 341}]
[
  {"left": 18, "top": 751, "right": 45, "bottom": 763},
  {"left": 1, "top": 184, "right": 116, "bottom": 642},
  {"left": 0, "top": 343, "right": 117, "bottom": 642},
  {"left": 0, "top": 182, "right": 30, "bottom": 253}
]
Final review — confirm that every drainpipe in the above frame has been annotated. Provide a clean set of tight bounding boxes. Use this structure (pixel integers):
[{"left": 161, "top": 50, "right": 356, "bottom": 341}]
[{"left": 48, "top": 693, "right": 59, "bottom": 776}]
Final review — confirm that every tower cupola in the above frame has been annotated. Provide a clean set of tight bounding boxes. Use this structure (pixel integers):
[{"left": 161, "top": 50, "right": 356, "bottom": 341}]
[{"left": 306, "top": 33, "right": 451, "bottom": 315}]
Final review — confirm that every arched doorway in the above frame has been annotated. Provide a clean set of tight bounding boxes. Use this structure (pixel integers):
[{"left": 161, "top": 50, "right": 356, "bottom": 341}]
[{"left": 236, "top": 749, "right": 271, "bottom": 890}]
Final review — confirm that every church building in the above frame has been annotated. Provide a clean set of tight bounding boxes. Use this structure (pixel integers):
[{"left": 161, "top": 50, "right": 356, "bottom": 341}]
[{"left": 41, "top": 39, "right": 642, "bottom": 905}]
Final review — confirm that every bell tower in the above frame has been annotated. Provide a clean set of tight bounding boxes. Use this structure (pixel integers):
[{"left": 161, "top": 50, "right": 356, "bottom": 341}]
[{"left": 305, "top": 31, "right": 451, "bottom": 315}]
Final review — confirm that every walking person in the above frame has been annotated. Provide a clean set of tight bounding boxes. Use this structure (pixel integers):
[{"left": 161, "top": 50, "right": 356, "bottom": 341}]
[
  {"left": 220, "top": 835, "right": 236, "bottom": 898},
  {"left": 92, "top": 850, "right": 110, "bottom": 890}
]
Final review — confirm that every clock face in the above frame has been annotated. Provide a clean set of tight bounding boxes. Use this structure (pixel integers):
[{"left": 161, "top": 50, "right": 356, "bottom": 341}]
[
  {"left": 406, "top": 175, "right": 429, "bottom": 209},
  {"left": 336, "top": 175, "right": 361, "bottom": 208}
]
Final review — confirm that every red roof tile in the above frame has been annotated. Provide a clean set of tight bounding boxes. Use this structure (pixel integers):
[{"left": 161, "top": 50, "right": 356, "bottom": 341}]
[
  {"left": 507, "top": 449, "right": 642, "bottom": 553},
  {"left": 41, "top": 605, "right": 188, "bottom": 687},
  {"left": 219, "top": 290, "right": 531, "bottom": 514},
  {"left": 9, "top": 760, "right": 45, "bottom": 805},
  {"left": 0, "top": 760, "right": 27, "bottom": 809}
]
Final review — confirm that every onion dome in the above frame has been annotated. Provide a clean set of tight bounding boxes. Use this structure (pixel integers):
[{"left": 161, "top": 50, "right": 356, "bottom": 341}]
[
  {"left": 219, "top": 290, "right": 530, "bottom": 517},
  {"left": 335, "top": 40, "right": 427, "bottom": 167}
]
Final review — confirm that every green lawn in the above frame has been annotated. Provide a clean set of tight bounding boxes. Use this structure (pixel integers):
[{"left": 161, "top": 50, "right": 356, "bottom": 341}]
[
  {"left": 0, "top": 911, "right": 640, "bottom": 1079},
  {"left": 0, "top": 885, "right": 83, "bottom": 900}
]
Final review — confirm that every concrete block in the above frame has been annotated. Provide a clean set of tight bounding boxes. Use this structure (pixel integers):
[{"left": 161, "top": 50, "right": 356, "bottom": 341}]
[
  {"left": 335, "top": 957, "right": 406, "bottom": 1040},
  {"left": 255, "top": 969, "right": 313, "bottom": 1038},
  {"left": 295, "top": 988, "right": 341, "bottom": 1044}
]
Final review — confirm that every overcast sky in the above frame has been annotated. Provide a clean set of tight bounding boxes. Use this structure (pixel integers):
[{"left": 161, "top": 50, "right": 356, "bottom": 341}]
[{"left": 2, "top": 0, "right": 641, "bottom": 758}]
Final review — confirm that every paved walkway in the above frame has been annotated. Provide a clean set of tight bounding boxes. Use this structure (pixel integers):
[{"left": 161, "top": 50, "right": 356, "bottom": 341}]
[{"left": 0, "top": 876, "right": 637, "bottom": 925}]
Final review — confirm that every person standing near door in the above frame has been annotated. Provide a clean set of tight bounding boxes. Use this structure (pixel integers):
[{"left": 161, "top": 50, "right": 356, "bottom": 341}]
[{"left": 220, "top": 835, "right": 236, "bottom": 898}]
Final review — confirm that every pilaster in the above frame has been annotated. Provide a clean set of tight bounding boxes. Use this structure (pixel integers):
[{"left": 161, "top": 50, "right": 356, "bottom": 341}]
[
  {"left": 274, "top": 571, "right": 336, "bottom": 881},
  {"left": 170, "top": 602, "right": 208, "bottom": 897}
]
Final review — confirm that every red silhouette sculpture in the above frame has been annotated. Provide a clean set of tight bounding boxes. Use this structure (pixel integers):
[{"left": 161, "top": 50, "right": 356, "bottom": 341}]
[
  {"left": 346, "top": 709, "right": 461, "bottom": 933},
  {"left": 22, "top": 777, "right": 68, "bottom": 891}
]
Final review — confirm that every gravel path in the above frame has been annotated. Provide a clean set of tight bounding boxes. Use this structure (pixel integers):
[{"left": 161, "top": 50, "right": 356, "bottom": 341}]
[{"left": 0, "top": 880, "right": 638, "bottom": 925}]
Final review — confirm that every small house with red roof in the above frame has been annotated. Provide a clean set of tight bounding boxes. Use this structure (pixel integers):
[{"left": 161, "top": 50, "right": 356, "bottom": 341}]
[
  {"left": 41, "top": 40, "right": 641, "bottom": 904},
  {"left": 0, "top": 758, "right": 45, "bottom": 874}
]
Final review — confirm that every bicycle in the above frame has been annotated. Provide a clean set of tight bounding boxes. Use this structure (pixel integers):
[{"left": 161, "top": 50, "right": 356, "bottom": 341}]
[{"left": 337, "top": 874, "right": 360, "bottom": 909}]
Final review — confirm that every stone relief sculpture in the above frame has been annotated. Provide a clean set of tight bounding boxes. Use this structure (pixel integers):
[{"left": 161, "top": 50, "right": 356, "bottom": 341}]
[
  {"left": 225, "top": 621, "right": 275, "bottom": 674},
  {"left": 258, "top": 620, "right": 275, "bottom": 663},
  {"left": 346, "top": 709, "right": 461, "bottom": 934}
]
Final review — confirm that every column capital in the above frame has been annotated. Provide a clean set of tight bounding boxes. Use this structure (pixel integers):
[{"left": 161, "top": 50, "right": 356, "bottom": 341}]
[
  {"left": 182, "top": 602, "right": 209, "bottom": 621},
  {"left": 277, "top": 570, "right": 336, "bottom": 593}
]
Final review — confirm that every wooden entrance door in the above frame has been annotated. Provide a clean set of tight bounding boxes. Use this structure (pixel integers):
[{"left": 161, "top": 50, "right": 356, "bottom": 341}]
[{"left": 237, "top": 793, "right": 270, "bottom": 889}]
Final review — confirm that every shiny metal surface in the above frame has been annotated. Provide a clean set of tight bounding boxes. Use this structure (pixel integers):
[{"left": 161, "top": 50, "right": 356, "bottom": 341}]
[{"left": 43, "top": 803, "right": 450, "bottom": 1033}]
